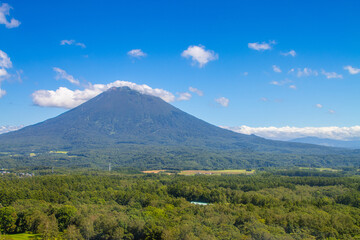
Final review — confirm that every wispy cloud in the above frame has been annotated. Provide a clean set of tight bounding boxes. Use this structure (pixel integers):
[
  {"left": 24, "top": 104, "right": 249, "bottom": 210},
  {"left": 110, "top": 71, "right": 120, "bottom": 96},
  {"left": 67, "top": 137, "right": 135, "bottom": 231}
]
[
  {"left": 53, "top": 67, "right": 80, "bottom": 86},
  {"left": 0, "top": 125, "right": 23, "bottom": 134},
  {"left": 316, "top": 104, "right": 323, "bottom": 108},
  {"left": 270, "top": 78, "right": 292, "bottom": 86},
  {"left": 321, "top": 69, "right": 343, "bottom": 79},
  {"left": 215, "top": 97, "right": 229, "bottom": 107},
  {"left": 127, "top": 49, "right": 147, "bottom": 58},
  {"left": 272, "top": 65, "right": 281, "bottom": 73},
  {"left": 181, "top": 45, "right": 218, "bottom": 67},
  {"left": 281, "top": 50, "right": 296, "bottom": 57},
  {"left": 328, "top": 109, "right": 336, "bottom": 114},
  {"left": 188, "top": 87, "right": 203, "bottom": 96},
  {"left": 0, "top": 88, "right": 6, "bottom": 98},
  {"left": 289, "top": 85, "right": 297, "bottom": 90},
  {"left": 177, "top": 92, "right": 192, "bottom": 101},
  {"left": 0, "top": 3, "right": 20, "bottom": 28},
  {"left": 60, "top": 40, "right": 86, "bottom": 48},
  {"left": 248, "top": 40, "right": 276, "bottom": 51},
  {"left": 221, "top": 125, "right": 360, "bottom": 141},
  {"left": 344, "top": 65, "right": 360, "bottom": 75},
  {"left": 32, "top": 81, "right": 176, "bottom": 109},
  {"left": 297, "top": 68, "right": 318, "bottom": 77}
]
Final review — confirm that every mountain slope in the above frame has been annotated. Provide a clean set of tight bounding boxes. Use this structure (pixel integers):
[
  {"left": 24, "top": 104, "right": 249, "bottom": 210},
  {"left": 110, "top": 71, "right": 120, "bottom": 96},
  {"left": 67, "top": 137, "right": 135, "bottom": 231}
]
[
  {"left": 0, "top": 87, "right": 358, "bottom": 169},
  {"left": 291, "top": 137, "right": 360, "bottom": 149}
]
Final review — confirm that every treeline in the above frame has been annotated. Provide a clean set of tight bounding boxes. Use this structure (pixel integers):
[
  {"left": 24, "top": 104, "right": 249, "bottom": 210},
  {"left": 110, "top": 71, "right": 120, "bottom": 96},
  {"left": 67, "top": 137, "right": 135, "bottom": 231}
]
[
  {"left": 1, "top": 144, "right": 360, "bottom": 170},
  {"left": 0, "top": 173, "right": 360, "bottom": 239}
]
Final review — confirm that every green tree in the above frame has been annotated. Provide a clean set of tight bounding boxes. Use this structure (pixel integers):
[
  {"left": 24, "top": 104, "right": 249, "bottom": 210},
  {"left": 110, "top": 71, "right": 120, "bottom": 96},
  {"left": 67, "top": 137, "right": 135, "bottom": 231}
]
[{"left": 0, "top": 206, "right": 17, "bottom": 233}]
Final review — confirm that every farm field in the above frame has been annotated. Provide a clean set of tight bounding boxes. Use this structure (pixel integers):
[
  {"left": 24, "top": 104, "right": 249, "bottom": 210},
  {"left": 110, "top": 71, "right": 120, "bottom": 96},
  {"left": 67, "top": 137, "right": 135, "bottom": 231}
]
[
  {"left": 179, "top": 169, "right": 255, "bottom": 175},
  {"left": 298, "top": 167, "right": 340, "bottom": 172},
  {"left": 142, "top": 169, "right": 255, "bottom": 175},
  {"left": 6, "top": 233, "right": 40, "bottom": 239}
]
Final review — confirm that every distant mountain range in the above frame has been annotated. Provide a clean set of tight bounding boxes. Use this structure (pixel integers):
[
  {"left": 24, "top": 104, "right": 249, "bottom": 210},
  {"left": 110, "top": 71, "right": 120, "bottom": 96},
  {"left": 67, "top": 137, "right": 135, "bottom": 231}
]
[
  {"left": 0, "top": 87, "right": 359, "bottom": 169},
  {"left": 290, "top": 137, "right": 360, "bottom": 149}
]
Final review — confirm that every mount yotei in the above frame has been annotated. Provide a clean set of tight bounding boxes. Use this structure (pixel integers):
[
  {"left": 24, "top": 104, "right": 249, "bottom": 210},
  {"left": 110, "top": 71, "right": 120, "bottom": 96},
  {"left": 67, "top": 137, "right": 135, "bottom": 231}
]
[{"left": 0, "top": 87, "right": 359, "bottom": 169}]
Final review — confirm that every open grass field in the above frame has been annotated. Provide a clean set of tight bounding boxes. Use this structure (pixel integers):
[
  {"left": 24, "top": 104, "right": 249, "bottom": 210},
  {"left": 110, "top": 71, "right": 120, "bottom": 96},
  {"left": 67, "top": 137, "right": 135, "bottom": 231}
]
[
  {"left": 6, "top": 233, "right": 40, "bottom": 240},
  {"left": 299, "top": 167, "right": 340, "bottom": 172},
  {"left": 179, "top": 169, "right": 255, "bottom": 175},
  {"left": 142, "top": 169, "right": 255, "bottom": 175},
  {"left": 142, "top": 170, "right": 168, "bottom": 174}
]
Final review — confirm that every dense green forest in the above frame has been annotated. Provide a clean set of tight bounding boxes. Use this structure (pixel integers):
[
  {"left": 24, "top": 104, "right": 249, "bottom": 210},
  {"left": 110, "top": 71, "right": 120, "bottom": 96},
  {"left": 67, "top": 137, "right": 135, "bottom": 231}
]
[
  {"left": 1, "top": 147, "right": 359, "bottom": 170},
  {"left": 1, "top": 170, "right": 360, "bottom": 239}
]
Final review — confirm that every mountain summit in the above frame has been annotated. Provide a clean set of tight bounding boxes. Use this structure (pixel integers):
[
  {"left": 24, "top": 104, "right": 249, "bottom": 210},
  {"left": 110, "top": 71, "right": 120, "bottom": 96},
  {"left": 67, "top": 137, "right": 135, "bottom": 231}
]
[{"left": 0, "top": 87, "right": 358, "bottom": 169}]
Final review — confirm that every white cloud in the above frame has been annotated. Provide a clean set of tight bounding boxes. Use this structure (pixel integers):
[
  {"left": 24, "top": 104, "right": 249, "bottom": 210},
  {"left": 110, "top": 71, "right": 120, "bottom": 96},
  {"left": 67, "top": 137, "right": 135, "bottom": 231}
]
[
  {"left": 270, "top": 78, "right": 292, "bottom": 86},
  {"left": 0, "top": 50, "right": 12, "bottom": 69},
  {"left": 188, "top": 87, "right": 203, "bottom": 96},
  {"left": 181, "top": 45, "right": 218, "bottom": 67},
  {"left": 221, "top": 125, "right": 360, "bottom": 141},
  {"left": 0, "top": 3, "right": 20, "bottom": 28},
  {"left": 316, "top": 104, "right": 323, "bottom": 108},
  {"left": 260, "top": 97, "right": 269, "bottom": 102},
  {"left": 53, "top": 67, "right": 80, "bottom": 86},
  {"left": 177, "top": 92, "right": 192, "bottom": 101},
  {"left": 289, "top": 85, "right": 297, "bottom": 89},
  {"left": 321, "top": 70, "right": 343, "bottom": 79},
  {"left": 272, "top": 65, "right": 281, "bottom": 73},
  {"left": 215, "top": 97, "right": 229, "bottom": 107},
  {"left": 32, "top": 80, "right": 176, "bottom": 109},
  {"left": 281, "top": 50, "right": 296, "bottom": 57},
  {"left": 344, "top": 65, "right": 360, "bottom": 75},
  {"left": 0, "top": 88, "right": 6, "bottom": 98},
  {"left": 0, "top": 68, "right": 8, "bottom": 78},
  {"left": 328, "top": 109, "right": 335, "bottom": 114},
  {"left": 297, "top": 68, "right": 318, "bottom": 77},
  {"left": 248, "top": 40, "right": 275, "bottom": 51},
  {"left": 60, "top": 40, "right": 86, "bottom": 48},
  {"left": 0, "top": 125, "right": 23, "bottom": 134},
  {"left": 127, "top": 49, "right": 147, "bottom": 58}
]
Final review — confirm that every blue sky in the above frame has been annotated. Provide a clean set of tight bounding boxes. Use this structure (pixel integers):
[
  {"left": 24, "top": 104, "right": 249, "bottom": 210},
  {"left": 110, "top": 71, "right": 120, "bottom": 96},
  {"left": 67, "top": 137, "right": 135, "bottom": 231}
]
[{"left": 0, "top": 0, "right": 360, "bottom": 140}]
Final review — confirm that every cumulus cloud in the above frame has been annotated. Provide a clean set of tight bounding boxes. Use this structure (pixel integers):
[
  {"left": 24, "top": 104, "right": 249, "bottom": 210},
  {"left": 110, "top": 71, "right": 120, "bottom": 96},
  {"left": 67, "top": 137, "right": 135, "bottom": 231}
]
[
  {"left": 316, "top": 104, "right": 323, "bottom": 108},
  {"left": 321, "top": 70, "right": 343, "bottom": 79},
  {"left": 215, "top": 97, "right": 229, "bottom": 107},
  {"left": 177, "top": 92, "right": 192, "bottom": 101},
  {"left": 0, "top": 3, "right": 20, "bottom": 28},
  {"left": 221, "top": 125, "right": 360, "bottom": 141},
  {"left": 60, "top": 40, "right": 86, "bottom": 48},
  {"left": 0, "top": 50, "right": 12, "bottom": 69},
  {"left": 0, "top": 50, "right": 12, "bottom": 93},
  {"left": 289, "top": 85, "right": 297, "bottom": 89},
  {"left": 0, "top": 125, "right": 23, "bottom": 134},
  {"left": 297, "top": 68, "right": 318, "bottom": 77},
  {"left": 181, "top": 45, "right": 218, "bottom": 67},
  {"left": 281, "top": 50, "right": 296, "bottom": 57},
  {"left": 0, "top": 68, "right": 9, "bottom": 78},
  {"left": 127, "top": 49, "right": 147, "bottom": 58},
  {"left": 188, "top": 87, "right": 203, "bottom": 96},
  {"left": 53, "top": 67, "right": 80, "bottom": 85},
  {"left": 344, "top": 65, "right": 360, "bottom": 75},
  {"left": 0, "top": 88, "right": 6, "bottom": 98},
  {"left": 272, "top": 65, "right": 281, "bottom": 73},
  {"left": 248, "top": 40, "right": 275, "bottom": 51},
  {"left": 32, "top": 80, "right": 176, "bottom": 109}
]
